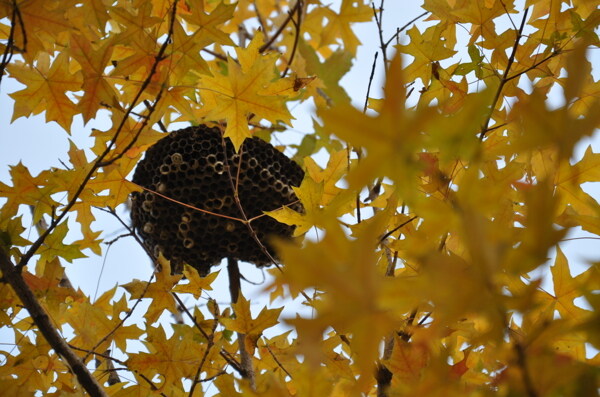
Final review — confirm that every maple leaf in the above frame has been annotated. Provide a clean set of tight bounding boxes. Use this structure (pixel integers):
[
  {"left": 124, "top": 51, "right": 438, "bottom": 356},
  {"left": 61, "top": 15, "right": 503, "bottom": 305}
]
[
  {"left": 8, "top": 53, "right": 82, "bottom": 131},
  {"left": 304, "top": 150, "right": 348, "bottom": 205},
  {"left": 451, "top": 0, "right": 516, "bottom": 45},
  {"left": 220, "top": 294, "right": 283, "bottom": 353},
  {"left": 274, "top": 218, "right": 415, "bottom": 383},
  {"left": 268, "top": 150, "right": 355, "bottom": 235},
  {"left": 172, "top": 265, "right": 218, "bottom": 299},
  {"left": 122, "top": 259, "right": 182, "bottom": 324},
  {"left": 0, "top": 162, "right": 59, "bottom": 222},
  {"left": 180, "top": 0, "right": 235, "bottom": 47},
  {"left": 396, "top": 25, "right": 457, "bottom": 85},
  {"left": 198, "top": 32, "right": 293, "bottom": 149},
  {"left": 539, "top": 246, "right": 591, "bottom": 320},
  {"left": 86, "top": 151, "right": 144, "bottom": 209},
  {"left": 66, "top": 288, "right": 143, "bottom": 353},
  {"left": 0, "top": 0, "right": 74, "bottom": 61},
  {"left": 306, "top": 0, "right": 372, "bottom": 55},
  {"left": 126, "top": 324, "right": 207, "bottom": 389},
  {"left": 384, "top": 338, "right": 428, "bottom": 383},
  {"left": 37, "top": 222, "right": 87, "bottom": 264},
  {"left": 68, "top": 34, "right": 121, "bottom": 123},
  {"left": 266, "top": 176, "right": 325, "bottom": 236},
  {"left": 298, "top": 40, "right": 353, "bottom": 106}
]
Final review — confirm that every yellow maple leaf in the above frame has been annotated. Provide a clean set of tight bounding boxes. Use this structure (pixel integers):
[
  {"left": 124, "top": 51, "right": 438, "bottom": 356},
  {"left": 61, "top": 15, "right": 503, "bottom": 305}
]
[
  {"left": 395, "top": 25, "right": 457, "bottom": 85},
  {"left": 126, "top": 324, "right": 207, "bottom": 389},
  {"left": 220, "top": 294, "right": 282, "bottom": 352},
  {"left": 8, "top": 52, "right": 82, "bottom": 131},
  {"left": 172, "top": 265, "right": 219, "bottom": 298},
  {"left": 0, "top": 163, "right": 59, "bottom": 222},
  {"left": 266, "top": 176, "right": 324, "bottom": 236},
  {"left": 305, "top": 0, "right": 372, "bottom": 55},
  {"left": 303, "top": 150, "right": 348, "bottom": 205},
  {"left": 180, "top": 0, "right": 235, "bottom": 48},
  {"left": 267, "top": 153, "right": 355, "bottom": 236},
  {"left": 541, "top": 246, "right": 591, "bottom": 321},
  {"left": 68, "top": 34, "right": 120, "bottom": 123},
  {"left": 122, "top": 259, "right": 182, "bottom": 324},
  {"left": 66, "top": 288, "right": 142, "bottom": 353},
  {"left": 198, "top": 32, "right": 293, "bottom": 149},
  {"left": 37, "top": 222, "right": 87, "bottom": 264}
]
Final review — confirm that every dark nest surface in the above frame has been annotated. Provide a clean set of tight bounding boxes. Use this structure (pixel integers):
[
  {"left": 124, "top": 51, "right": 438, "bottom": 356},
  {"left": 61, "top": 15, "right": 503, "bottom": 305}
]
[{"left": 130, "top": 125, "right": 304, "bottom": 275}]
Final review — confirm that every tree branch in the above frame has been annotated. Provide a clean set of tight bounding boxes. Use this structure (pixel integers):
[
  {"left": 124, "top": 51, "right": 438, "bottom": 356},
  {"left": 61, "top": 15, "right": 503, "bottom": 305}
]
[{"left": 227, "top": 258, "right": 256, "bottom": 389}]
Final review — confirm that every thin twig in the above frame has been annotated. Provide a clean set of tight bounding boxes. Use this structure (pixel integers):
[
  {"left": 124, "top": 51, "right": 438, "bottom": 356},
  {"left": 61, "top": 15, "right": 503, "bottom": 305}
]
[
  {"left": 514, "top": 340, "right": 539, "bottom": 397},
  {"left": 259, "top": 1, "right": 302, "bottom": 53},
  {"left": 384, "top": 11, "right": 428, "bottom": 47},
  {"left": 0, "top": 2, "right": 18, "bottom": 86},
  {"left": 253, "top": 1, "right": 269, "bottom": 37},
  {"left": 504, "top": 51, "right": 560, "bottom": 83},
  {"left": 281, "top": 0, "right": 303, "bottom": 78},
  {"left": 479, "top": 7, "right": 529, "bottom": 141},
  {"left": 378, "top": 216, "right": 418, "bottom": 243},
  {"left": 363, "top": 52, "right": 379, "bottom": 113},
  {"left": 372, "top": 1, "right": 388, "bottom": 71},
  {"left": 144, "top": 99, "right": 167, "bottom": 132},
  {"left": 264, "top": 341, "right": 293, "bottom": 379},
  {"left": 201, "top": 47, "right": 228, "bottom": 61}
]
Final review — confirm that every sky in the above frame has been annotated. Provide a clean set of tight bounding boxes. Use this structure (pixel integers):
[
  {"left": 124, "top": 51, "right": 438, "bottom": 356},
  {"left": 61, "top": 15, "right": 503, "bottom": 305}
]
[{"left": 0, "top": 0, "right": 598, "bottom": 385}]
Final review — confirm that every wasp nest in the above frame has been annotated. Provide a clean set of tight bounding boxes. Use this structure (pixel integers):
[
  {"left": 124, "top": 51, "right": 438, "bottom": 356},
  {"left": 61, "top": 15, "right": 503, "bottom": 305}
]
[{"left": 130, "top": 125, "right": 304, "bottom": 275}]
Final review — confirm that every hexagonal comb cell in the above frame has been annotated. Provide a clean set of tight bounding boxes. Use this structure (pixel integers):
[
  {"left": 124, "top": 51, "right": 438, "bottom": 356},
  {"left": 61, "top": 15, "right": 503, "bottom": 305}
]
[{"left": 130, "top": 125, "right": 304, "bottom": 275}]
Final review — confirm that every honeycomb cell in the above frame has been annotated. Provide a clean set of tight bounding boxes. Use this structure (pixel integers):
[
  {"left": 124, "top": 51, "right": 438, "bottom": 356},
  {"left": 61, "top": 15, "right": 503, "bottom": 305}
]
[
  {"left": 131, "top": 124, "right": 304, "bottom": 275},
  {"left": 171, "top": 153, "right": 183, "bottom": 164}
]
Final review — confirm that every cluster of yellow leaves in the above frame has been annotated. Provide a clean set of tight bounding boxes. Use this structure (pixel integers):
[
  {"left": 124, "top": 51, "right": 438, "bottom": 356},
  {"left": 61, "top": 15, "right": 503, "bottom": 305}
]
[{"left": 0, "top": 0, "right": 599, "bottom": 396}]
